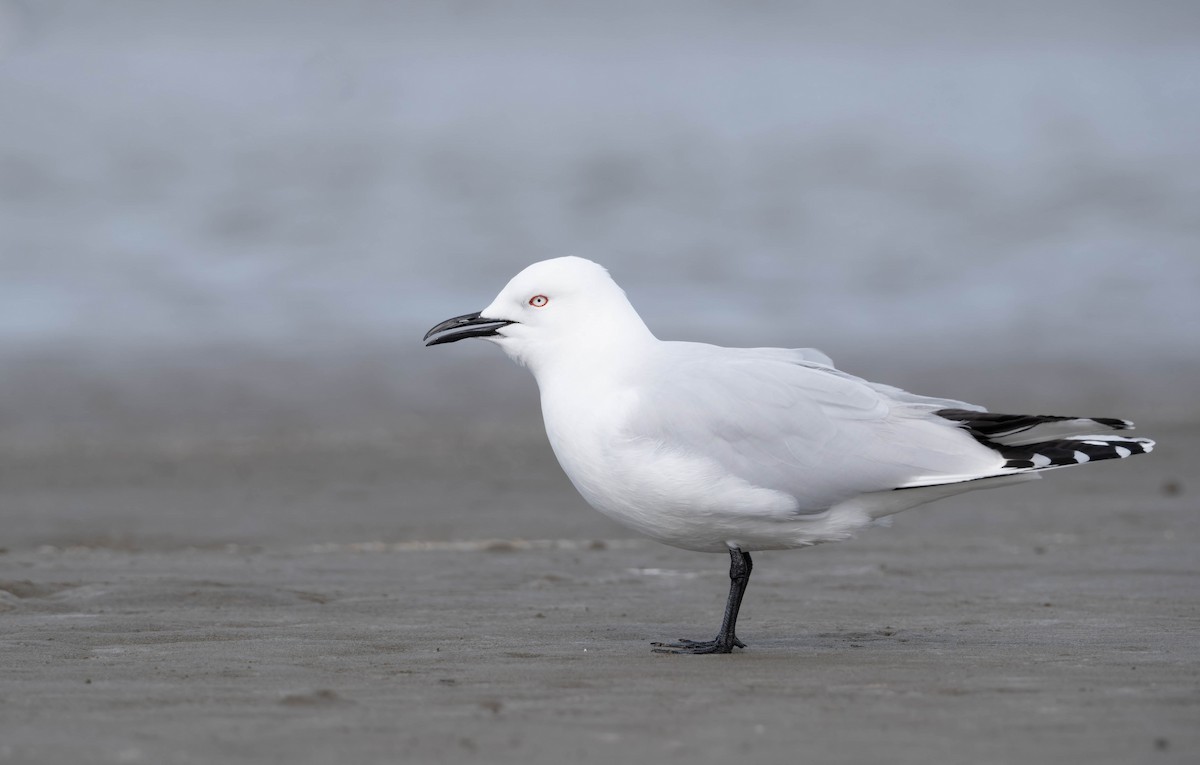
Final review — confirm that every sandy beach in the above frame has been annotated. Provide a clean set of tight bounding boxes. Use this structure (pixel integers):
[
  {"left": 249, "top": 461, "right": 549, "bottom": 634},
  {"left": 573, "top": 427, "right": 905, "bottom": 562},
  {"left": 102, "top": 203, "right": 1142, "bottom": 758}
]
[{"left": 2, "top": 420, "right": 1193, "bottom": 764}]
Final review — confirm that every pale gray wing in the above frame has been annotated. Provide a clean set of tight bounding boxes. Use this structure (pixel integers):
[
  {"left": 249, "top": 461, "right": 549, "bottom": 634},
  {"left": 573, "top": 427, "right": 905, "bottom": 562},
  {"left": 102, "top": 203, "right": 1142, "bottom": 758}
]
[
  {"left": 743, "top": 345, "right": 835, "bottom": 368},
  {"left": 740, "top": 345, "right": 986, "bottom": 413},
  {"left": 626, "top": 343, "right": 1000, "bottom": 513}
]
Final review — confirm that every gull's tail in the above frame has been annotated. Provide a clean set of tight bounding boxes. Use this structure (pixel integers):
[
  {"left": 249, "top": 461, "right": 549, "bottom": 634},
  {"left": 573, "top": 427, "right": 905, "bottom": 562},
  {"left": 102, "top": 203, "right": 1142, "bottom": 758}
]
[{"left": 936, "top": 409, "right": 1155, "bottom": 471}]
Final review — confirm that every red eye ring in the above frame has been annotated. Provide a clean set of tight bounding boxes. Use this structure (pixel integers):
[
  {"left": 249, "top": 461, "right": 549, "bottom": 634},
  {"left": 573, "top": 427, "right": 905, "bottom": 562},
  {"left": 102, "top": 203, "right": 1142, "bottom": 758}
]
[{"left": 529, "top": 294, "right": 549, "bottom": 308}]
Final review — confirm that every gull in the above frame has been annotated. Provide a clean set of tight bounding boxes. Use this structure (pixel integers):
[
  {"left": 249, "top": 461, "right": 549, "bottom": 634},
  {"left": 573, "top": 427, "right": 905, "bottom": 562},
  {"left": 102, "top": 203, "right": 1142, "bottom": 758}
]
[{"left": 424, "top": 257, "right": 1155, "bottom": 654}]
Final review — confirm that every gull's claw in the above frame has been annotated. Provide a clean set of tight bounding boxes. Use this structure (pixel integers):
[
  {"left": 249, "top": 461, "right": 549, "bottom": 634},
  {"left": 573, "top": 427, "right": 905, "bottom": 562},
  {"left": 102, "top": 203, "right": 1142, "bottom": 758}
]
[{"left": 650, "top": 636, "right": 745, "bottom": 654}]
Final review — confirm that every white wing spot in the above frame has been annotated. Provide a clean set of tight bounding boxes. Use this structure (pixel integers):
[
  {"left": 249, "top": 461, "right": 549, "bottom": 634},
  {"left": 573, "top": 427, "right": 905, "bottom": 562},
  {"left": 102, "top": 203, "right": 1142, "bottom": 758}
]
[
  {"left": 1115, "top": 446, "right": 1132, "bottom": 458},
  {"left": 1073, "top": 450, "right": 1090, "bottom": 463},
  {"left": 1031, "top": 453, "right": 1052, "bottom": 468}
]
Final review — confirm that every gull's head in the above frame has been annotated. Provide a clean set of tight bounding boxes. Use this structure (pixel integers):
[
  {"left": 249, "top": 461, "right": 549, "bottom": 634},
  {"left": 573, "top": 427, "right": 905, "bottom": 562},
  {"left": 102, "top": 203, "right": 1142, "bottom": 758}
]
[{"left": 424, "top": 256, "right": 652, "bottom": 371}]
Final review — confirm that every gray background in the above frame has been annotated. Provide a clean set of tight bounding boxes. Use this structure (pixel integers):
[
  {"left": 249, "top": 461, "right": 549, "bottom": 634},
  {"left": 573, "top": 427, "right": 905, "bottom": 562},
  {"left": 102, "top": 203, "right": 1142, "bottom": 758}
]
[
  {"left": 2, "top": 0, "right": 1198, "bottom": 451},
  {"left": 1, "top": 2, "right": 1196, "bottom": 764}
]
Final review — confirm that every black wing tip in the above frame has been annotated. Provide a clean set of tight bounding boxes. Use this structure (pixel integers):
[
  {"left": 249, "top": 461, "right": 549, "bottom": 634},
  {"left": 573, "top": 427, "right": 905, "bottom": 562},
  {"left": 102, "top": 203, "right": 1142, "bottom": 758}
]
[
  {"left": 936, "top": 409, "right": 1136, "bottom": 437},
  {"left": 1002, "top": 436, "right": 1154, "bottom": 470}
]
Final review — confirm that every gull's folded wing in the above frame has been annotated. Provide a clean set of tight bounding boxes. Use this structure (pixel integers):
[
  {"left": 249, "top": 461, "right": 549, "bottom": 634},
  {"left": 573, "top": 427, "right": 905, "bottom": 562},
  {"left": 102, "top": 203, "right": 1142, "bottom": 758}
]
[{"left": 625, "top": 342, "right": 1003, "bottom": 513}]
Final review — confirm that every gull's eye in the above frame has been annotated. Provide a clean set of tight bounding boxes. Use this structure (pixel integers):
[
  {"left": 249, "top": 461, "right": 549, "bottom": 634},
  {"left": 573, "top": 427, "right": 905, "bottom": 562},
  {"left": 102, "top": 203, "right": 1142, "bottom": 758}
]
[{"left": 529, "top": 294, "right": 549, "bottom": 308}]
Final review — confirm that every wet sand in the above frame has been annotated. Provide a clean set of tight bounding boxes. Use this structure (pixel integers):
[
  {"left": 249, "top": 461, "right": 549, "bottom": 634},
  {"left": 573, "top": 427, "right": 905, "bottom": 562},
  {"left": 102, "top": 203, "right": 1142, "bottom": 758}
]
[{"left": 1, "top": 422, "right": 1195, "bottom": 764}]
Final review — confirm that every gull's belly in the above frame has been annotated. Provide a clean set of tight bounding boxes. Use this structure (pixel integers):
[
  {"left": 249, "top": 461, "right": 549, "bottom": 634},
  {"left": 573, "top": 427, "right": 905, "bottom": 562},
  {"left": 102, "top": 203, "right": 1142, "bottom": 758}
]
[{"left": 542, "top": 400, "right": 862, "bottom": 552}]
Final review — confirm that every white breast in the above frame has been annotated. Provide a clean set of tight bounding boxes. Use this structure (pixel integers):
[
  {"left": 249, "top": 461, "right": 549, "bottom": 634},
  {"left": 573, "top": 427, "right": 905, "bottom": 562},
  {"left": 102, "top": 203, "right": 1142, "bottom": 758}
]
[{"left": 539, "top": 378, "right": 808, "bottom": 552}]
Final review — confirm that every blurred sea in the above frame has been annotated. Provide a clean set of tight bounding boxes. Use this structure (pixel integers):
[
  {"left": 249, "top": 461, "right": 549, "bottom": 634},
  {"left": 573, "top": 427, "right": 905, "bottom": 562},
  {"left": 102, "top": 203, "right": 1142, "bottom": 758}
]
[{"left": 1, "top": 0, "right": 1198, "bottom": 450}]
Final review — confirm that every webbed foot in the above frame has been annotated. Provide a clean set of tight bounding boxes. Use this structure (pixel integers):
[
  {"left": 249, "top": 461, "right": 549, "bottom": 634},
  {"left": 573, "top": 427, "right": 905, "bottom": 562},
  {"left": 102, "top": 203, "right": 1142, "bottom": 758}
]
[{"left": 650, "top": 635, "right": 745, "bottom": 654}]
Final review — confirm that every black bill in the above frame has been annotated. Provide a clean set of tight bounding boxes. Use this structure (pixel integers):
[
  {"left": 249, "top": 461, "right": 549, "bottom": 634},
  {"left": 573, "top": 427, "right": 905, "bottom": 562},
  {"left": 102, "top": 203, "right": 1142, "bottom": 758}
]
[{"left": 423, "top": 311, "right": 514, "bottom": 346}]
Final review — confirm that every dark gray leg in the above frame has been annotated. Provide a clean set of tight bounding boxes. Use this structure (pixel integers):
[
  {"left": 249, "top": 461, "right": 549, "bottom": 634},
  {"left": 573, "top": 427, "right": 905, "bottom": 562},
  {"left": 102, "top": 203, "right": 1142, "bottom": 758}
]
[{"left": 652, "top": 548, "right": 753, "bottom": 654}]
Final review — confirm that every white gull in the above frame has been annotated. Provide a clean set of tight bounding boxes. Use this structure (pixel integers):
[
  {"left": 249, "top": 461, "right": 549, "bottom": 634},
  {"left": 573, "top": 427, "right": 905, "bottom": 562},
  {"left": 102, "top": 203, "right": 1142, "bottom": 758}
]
[{"left": 424, "top": 256, "right": 1154, "bottom": 653}]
